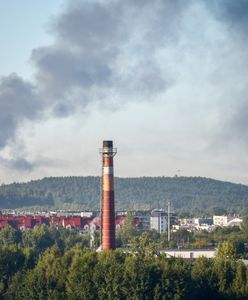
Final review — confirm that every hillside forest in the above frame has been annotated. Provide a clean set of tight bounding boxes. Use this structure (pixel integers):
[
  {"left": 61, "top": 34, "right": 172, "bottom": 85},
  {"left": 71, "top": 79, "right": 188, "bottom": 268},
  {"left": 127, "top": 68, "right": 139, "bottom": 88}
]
[{"left": 0, "top": 176, "right": 247, "bottom": 215}]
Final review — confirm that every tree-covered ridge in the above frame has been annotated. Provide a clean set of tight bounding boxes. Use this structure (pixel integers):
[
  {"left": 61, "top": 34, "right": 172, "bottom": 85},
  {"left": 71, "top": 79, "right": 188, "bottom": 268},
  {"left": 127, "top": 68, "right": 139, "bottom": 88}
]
[{"left": 0, "top": 176, "right": 248, "bottom": 214}]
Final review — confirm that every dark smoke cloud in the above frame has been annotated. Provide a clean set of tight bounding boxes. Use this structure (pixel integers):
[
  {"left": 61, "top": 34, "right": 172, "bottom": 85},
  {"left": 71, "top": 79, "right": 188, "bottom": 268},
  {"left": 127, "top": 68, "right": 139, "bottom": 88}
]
[
  {"left": 0, "top": 74, "right": 41, "bottom": 148},
  {"left": 221, "top": 98, "right": 248, "bottom": 146},
  {"left": 206, "top": 0, "right": 248, "bottom": 29},
  {"left": 203, "top": 0, "right": 248, "bottom": 146},
  {"left": 1, "top": 0, "right": 248, "bottom": 171},
  {"left": 31, "top": 0, "right": 191, "bottom": 112},
  {"left": 0, "top": 157, "right": 35, "bottom": 172}
]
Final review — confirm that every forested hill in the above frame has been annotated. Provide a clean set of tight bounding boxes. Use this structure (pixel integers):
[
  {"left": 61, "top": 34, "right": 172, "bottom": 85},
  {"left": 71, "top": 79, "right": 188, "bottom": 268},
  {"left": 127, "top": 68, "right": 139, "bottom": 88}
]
[{"left": 0, "top": 176, "right": 248, "bottom": 214}]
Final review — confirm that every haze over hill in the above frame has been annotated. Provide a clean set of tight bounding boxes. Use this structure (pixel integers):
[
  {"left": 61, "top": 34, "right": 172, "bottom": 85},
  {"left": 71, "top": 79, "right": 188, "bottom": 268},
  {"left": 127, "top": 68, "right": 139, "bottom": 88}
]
[{"left": 0, "top": 176, "right": 247, "bottom": 215}]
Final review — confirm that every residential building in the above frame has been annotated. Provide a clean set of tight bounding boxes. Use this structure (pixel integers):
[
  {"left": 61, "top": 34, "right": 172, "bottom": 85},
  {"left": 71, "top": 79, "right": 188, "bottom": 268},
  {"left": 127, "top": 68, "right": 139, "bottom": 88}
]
[
  {"left": 150, "top": 210, "right": 167, "bottom": 233},
  {"left": 213, "top": 215, "right": 240, "bottom": 227}
]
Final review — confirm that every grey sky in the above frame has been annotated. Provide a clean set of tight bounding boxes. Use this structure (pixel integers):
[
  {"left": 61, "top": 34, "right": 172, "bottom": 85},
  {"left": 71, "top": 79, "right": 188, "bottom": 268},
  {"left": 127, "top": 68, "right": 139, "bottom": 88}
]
[{"left": 0, "top": 0, "right": 248, "bottom": 184}]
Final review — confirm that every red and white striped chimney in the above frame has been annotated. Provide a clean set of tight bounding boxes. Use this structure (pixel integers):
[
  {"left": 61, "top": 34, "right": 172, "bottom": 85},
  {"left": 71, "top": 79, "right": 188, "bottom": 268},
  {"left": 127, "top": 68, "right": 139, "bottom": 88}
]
[{"left": 100, "top": 140, "right": 117, "bottom": 250}]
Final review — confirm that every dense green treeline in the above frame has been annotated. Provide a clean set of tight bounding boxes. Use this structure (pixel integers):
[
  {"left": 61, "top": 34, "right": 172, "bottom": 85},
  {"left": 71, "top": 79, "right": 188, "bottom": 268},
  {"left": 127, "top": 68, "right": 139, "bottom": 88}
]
[
  {"left": 0, "top": 225, "right": 90, "bottom": 299},
  {"left": 0, "top": 226, "right": 248, "bottom": 299},
  {"left": 1, "top": 176, "right": 248, "bottom": 214}
]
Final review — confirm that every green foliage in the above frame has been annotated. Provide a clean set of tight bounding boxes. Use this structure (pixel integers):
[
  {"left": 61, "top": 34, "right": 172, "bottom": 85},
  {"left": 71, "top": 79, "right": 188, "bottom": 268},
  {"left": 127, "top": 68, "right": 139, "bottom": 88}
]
[
  {"left": 131, "top": 232, "right": 160, "bottom": 257},
  {"left": 1, "top": 224, "right": 248, "bottom": 299},
  {"left": 122, "top": 254, "right": 162, "bottom": 300},
  {"left": 217, "top": 241, "right": 237, "bottom": 260},
  {"left": 66, "top": 249, "right": 98, "bottom": 300},
  {"left": 214, "top": 258, "right": 236, "bottom": 296},
  {"left": 21, "top": 225, "right": 89, "bottom": 254},
  {"left": 157, "top": 257, "right": 192, "bottom": 300},
  {"left": 1, "top": 242, "right": 248, "bottom": 299},
  {"left": 94, "top": 251, "right": 125, "bottom": 300},
  {"left": 0, "top": 176, "right": 248, "bottom": 213},
  {"left": 0, "top": 226, "right": 21, "bottom": 245},
  {"left": 116, "top": 211, "right": 139, "bottom": 247},
  {"left": 0, "top": 245, "right": 25, "bottom": 296},
  {"left": 232, "top": 261, "right": 247, "bottom": 298},
  {"left": 167, "top": 226, "right": 247, "bottom": 256},
  {"left": 7, "top": 246, "right": 66, "bottom": 300},
  {"left": 170, "top": 229, "right": 194, "bottom": 249},
  {"left": 191, "top": 257, "right": 218, "bottom": 299},
  {"left": 240, "top": 216, "right": 248, "bottom": 242},
  {"left": 0, "top": 226, "right": 91, "bottom": 298}
]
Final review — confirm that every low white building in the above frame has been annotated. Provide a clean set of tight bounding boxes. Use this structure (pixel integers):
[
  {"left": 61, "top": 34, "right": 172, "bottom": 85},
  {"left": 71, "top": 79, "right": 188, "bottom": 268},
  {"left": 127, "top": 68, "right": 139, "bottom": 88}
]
[
  {"left": 163, "top": 250, "right": 216, "bottom": 259},
  {"left": 213, "top": 215, "right": 241, "bottom": 227}
]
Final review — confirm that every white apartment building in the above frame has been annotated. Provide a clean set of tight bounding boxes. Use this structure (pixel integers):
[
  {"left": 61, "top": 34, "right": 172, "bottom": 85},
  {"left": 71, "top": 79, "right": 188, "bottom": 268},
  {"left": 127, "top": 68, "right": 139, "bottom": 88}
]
[
  {"left": 150, "top": 210, "right": 167, "bottom": 233},
  {"left": 213, "top": 215, "right": 238, "bottom": 226}
]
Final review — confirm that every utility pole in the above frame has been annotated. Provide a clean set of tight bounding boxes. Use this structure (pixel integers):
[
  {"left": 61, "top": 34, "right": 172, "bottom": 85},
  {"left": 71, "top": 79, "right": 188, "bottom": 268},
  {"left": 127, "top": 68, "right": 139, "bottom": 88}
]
[
  {"left": 168, "top": 201, "right": 170, "bottom": 242},
  {"left": 90, "top": 229, "right": 95, "bottom": 249}
]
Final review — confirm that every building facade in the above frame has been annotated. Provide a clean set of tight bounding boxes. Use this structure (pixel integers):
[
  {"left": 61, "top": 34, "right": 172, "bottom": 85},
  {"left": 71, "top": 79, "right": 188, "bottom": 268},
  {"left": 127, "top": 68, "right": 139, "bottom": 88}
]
[
  {"left": 213, "top": 215, "right": 239, "bottom": 226},
  {"left": 150, "top": 210, "right": 167, "bottom": 233}
]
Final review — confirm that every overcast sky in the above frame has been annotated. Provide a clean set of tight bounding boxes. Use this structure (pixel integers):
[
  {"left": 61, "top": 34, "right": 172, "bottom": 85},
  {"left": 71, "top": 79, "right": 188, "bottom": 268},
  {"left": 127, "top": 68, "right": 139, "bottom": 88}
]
[{"left": 0, "top": 0, "right": 248, "bottom": 184}]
